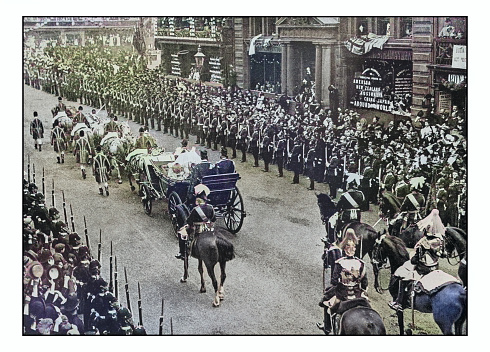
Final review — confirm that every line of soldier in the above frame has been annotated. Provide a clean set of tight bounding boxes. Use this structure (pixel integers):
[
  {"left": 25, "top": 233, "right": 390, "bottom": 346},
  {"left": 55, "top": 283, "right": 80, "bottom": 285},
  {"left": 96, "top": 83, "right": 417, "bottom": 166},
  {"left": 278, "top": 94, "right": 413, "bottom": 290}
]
[
  {"left": 23, "top": 174, "right": 146, "bottom": 335},
  {"left": 25, "top": 45, "right": 467, "bottom": 229}
]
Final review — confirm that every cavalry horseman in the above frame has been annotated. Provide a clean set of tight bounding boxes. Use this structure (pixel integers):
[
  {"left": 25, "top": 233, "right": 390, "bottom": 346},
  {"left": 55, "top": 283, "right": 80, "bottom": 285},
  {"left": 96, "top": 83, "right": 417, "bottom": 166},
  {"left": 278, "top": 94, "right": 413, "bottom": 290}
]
[
  {"left": 389, "top": 178, "right": 426, "bottom": 237},
  {"left": 176, "top": 184, "right": 217, "bottom": 260},
  {"left": 335, "top": 180, "right": 368, "bottom": 239}
]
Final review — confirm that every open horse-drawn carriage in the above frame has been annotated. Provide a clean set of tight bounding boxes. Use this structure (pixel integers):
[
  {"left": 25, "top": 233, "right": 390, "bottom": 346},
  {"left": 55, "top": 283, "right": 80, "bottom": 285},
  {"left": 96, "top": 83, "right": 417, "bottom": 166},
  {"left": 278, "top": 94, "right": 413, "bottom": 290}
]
[{"left": 125, "top": 148, "right": 246, "bottom": 234}]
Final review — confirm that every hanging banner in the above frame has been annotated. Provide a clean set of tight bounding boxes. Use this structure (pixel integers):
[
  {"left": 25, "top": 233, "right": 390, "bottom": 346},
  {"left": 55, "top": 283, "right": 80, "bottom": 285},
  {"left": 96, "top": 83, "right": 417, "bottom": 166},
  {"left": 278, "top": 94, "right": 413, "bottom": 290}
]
[{"left": 345, "top": 33, "right": 390, "bottom": 55}]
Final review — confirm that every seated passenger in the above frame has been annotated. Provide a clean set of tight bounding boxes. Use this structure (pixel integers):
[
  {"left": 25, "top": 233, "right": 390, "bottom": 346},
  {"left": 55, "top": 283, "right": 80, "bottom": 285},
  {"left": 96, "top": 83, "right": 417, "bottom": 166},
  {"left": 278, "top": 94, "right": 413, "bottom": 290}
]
[
  {"left": 215, "top": 147, "right": 236, "bottom": 174},
  {"left": 167, "top": 163, "right": 187, "bottom": 181}
]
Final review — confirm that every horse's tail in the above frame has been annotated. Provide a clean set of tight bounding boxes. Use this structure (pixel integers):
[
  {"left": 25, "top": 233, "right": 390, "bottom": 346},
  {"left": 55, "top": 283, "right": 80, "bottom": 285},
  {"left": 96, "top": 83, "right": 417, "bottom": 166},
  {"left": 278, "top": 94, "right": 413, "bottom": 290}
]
[{"left": 216, "top": 235, "right": 235, "bottom": 262}]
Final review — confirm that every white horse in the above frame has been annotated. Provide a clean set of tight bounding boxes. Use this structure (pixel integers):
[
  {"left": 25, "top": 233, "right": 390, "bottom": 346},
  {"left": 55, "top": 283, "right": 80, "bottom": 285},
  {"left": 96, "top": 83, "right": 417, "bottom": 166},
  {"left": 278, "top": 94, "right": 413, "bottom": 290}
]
[{"left": 100, "top": 131, "right": 135, "bottom": 184}]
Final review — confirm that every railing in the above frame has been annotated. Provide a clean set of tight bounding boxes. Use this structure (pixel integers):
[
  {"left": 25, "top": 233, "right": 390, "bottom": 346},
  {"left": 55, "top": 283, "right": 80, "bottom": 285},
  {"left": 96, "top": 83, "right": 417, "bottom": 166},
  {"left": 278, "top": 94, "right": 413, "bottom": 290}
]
[{"left": 434, "top": 38, "right": 466, "bottom": 66}]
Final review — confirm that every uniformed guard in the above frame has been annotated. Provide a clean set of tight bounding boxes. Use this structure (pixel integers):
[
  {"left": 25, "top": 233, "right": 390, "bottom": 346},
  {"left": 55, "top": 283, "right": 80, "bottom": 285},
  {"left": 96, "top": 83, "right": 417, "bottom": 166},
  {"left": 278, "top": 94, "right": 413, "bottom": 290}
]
[
  {"left": 275, "top": 131, "right": 286, "bottom": 177},
  {"left": 389, "top": 178, "right": 426, "bottom": 237},
  {"left": 51, "top": 119, "right": 68, "bottom": 164},
  {"left": 30, "top": 111, "right": 44, "bottom": 152},
  {"left": 92, "top": 146, "right": 111, "bottom": 196},
  {"left": 250, "top": 127, "right": 260, "bottom": 167},
  {"left": 261, "top": 135, "right": 273, "bottom": 172}
]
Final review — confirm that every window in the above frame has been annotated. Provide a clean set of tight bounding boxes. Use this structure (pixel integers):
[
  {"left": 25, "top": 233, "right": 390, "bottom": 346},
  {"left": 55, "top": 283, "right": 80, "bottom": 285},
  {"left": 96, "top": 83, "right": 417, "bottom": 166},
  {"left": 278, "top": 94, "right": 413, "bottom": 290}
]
[{"left": 400, "top": 17, "right": 412, "bottom": 38}]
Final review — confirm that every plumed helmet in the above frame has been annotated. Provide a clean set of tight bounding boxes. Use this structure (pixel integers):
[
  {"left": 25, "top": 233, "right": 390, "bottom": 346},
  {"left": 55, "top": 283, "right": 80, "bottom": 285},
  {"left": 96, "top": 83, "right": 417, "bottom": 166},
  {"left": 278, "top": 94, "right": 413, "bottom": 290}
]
[
  {"left": 194, "top": 184, "right": 210, "bottom": 199},
  {"left": 339, "top": 228, "right": 359, "bottom": 250}
]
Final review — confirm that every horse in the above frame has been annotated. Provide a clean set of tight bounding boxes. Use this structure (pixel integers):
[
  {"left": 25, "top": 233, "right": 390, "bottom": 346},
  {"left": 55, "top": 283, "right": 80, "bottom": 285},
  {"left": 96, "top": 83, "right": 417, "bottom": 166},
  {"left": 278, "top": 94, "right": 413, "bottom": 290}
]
[
  {"left": 458, "top": 253, "right": 467, "bottom": 289},
  {"left": 398, "top": 225, "right": 466, "bottom": 265},
  {"left": 376, "top": 235, "right": 466, "bottom": 335},
  {"left": 316, "top": 193, "right": 379, "bottom": 258},
  {"left": 100, "top": 132, "right": 135, "bottom": 184},
  {"left": 378, "top": 190, "right": 401, "bottom": 222},
  {"left": 175, "top": 205, "right": 235, "bottom": 307},
  {"left": 332, "top": 298, "right": 386, "bottom": 335}
]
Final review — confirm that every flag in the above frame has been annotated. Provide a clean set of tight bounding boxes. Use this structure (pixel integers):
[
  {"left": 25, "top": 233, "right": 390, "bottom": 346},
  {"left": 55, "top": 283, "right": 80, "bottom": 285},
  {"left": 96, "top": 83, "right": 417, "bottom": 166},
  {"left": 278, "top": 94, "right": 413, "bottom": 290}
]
[{"left": 344, "top": 33, "right": 389, "bottom": 55}]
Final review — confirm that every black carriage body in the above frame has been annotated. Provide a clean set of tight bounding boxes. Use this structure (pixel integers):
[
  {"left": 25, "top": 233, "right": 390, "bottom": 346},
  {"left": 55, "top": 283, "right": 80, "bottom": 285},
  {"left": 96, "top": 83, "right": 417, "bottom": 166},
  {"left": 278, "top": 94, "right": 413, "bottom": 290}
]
[{"left": 133, "top": 150, "right": 245, "bottom": 233}]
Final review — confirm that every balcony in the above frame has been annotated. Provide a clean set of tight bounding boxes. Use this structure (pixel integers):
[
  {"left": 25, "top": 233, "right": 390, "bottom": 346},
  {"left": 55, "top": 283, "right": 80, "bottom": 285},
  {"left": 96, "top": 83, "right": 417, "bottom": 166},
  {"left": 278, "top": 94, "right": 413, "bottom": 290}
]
[{"left": 434, "top": 37, "right": 467, "bottom": 66}]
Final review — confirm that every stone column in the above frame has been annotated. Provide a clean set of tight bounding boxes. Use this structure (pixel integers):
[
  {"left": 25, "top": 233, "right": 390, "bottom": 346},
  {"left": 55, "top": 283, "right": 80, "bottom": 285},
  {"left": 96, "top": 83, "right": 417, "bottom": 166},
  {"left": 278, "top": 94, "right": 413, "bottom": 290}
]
[
  {"left": 281, "top": 43, "right": 288, "bottom": 95},
  {"left": 322, "top": 44, "right": 333, "bottom": 108},
  {"left": 314, "top": 44, "right": 323, "bottom": 104},
  {"left": 286, "top": 43, "right": 294, "bottom": 95}
]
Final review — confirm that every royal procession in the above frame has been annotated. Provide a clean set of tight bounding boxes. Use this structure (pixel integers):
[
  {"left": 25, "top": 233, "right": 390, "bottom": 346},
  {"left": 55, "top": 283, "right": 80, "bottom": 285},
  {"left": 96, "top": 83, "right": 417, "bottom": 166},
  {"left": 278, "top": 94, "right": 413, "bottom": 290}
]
[{"left": 19, "top": 13, "right": 471, "bottom": 339}]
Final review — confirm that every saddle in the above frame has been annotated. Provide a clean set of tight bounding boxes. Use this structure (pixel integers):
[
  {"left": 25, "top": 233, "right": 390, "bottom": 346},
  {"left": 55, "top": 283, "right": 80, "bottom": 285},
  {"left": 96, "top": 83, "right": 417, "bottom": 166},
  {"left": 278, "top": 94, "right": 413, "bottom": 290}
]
[
  {"left": 328, "top": 297, "right": 371, "bottom": 335},
  {"left": 414, "top": 270, "right": 461, "bottom": 295}
]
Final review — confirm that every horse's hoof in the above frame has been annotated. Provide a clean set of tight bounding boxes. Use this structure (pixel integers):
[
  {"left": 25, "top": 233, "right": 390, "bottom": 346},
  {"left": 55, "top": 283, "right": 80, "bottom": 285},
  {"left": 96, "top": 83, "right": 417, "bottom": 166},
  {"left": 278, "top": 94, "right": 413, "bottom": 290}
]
[
  {"left": 131, "top": 186, "right": 135, "bottom": 192},
  {"left": 213, "top": 300, "right": 220, "bottom": 307},
  {"left": 180, "top": 277, "right": 187, "bottom": 283},
  {"left": 118, "top": 180, "right": 123, "bottom": 184},
  {"left": 200, "top": 288, "right": 206, "bottom": 293},
  {"left": 218, "top": 294, "right": 224, "bottom": 300}
]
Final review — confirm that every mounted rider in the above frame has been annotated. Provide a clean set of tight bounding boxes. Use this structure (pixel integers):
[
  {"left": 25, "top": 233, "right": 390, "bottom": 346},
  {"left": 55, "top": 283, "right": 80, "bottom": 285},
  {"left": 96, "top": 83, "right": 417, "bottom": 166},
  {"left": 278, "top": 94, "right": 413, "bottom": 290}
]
[
  {"left": 388, "top": 209, "right": 447, "bottom": 311},
  {"left": 175, "top": 184, "right": 216, "bottom": 260},
  {"left": 389, "top": 177, "right": 426, "bottom": 236},
  {"left": 335, "top": 180, "right": 368, "bottom": 239},
  {"left": 319, "top": 229, "right": 368, "bottom": 333},
  {"left": 134, "top": 127, "right": 158, "bottom": 151}
]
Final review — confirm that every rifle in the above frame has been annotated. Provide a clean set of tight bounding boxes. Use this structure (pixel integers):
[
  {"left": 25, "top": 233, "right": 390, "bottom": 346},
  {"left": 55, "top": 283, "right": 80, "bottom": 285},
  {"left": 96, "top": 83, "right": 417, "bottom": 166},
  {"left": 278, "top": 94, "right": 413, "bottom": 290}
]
[
  {"left": 27, "top": 155, "right": 31, "bottom": 183},
  {"left": 109, "top": 241, "right": 114, "bottom": 293},
  {"left": 33, "top": 164, "right": 36, "bottom": 184},
  {"left": 51, "top": 179, "right": 55, "bottom": 208},
  {"left": 124, "top": 267, "right": 132, "bottom": 313},
  {"left": 137, "top": 281, "right": 143, "bottom": 327},
  {"left": 83, "top": 215, "right": 90, "bottom": 252},
  {"left": 114, "top": 256, "right": 118, "bottom": 300},
  {"left": 70, "top": 204, "right": 75, "bottom": 232},
  {"left": 158, "top": 299, "right": 164, "bottom": 335},
  {"left": 62, "top": 191, "right": 68, "bottom": 225},
  {"left": 42, "top": 168, "right": 45, "bottom": 195},
  {"left": 98, "top": 230, "right": 102, "bottom": 263}
]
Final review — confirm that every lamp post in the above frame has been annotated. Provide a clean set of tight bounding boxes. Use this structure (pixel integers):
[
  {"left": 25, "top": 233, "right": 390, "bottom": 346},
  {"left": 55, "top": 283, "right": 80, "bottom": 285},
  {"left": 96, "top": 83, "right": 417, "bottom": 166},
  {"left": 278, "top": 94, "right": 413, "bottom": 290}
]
[{"left": 194, "top": 44, "right": 206, "bottom": 83}]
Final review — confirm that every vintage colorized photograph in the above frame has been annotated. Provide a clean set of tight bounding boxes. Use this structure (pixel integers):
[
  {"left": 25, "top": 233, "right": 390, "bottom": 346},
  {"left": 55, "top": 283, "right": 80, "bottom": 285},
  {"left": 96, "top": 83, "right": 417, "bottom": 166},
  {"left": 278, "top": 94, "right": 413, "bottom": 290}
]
[{"left": 17, "top": 8, "right": 474, "bottom": 342}]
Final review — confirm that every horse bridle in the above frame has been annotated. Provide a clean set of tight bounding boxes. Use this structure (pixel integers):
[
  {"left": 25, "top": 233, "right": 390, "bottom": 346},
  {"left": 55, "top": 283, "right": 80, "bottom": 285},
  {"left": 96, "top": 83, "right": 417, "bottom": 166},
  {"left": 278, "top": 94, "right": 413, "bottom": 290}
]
[{"left": 371, "top": 234, "right": 388, "bottom": 270}]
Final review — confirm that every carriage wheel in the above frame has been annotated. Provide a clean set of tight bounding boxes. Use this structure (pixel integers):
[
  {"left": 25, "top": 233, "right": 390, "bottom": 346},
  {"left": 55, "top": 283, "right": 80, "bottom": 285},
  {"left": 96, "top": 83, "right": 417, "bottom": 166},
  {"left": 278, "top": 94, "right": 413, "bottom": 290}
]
[
  {"left": 141, "top": 185, "right": 152, "bottom": 215},
  {"left": 224, "top": 187, "right": 245, "bottom": 234},
  {"left": 168, "top": 191, "right": 183, "bottom": 237}
]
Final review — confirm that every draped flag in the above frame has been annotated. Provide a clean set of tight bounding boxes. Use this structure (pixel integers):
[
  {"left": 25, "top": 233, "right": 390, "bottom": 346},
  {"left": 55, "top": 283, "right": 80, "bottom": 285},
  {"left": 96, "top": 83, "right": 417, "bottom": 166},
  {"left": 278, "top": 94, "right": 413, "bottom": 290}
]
[
  {"left": 249, "top": 34, "right": 263, "bottom": 56},
  {"left": 345, "top": 33, "right": 390, "bottom": 55}
]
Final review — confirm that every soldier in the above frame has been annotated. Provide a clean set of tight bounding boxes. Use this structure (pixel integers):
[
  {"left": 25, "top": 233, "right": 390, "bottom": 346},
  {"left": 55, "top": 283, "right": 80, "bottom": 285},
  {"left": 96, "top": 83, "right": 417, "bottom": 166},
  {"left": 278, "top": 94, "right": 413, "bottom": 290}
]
[
  {"left": 389, "top": 179, "right": 426, "bottom": 237},
  {"left": 290, "top": 137, "right": 303, "bottom": 184},
  {"left": 104, "top": 115, "right": 120, "bottom": 134},
  {"left": 210, "top": 113, "right": 219, "bottom": 150},
  {"left": 325, "top": 151, "right": 342, "bottom": 198},
  {"left": 389, "top": 209, "right": 446, "bottom": 311},
  {"left": 336, "top": 181, "right": 368, "bottom": 237},
  {"left": 305, "top": 141, "right": 316, "bottom": 190},
  {"left": 73, "top": 130, "right": 93, "bottom": 179},
  {"left": 176, "top": 184, "right": 216, "bottom": 260},
  {"left": 72, "top": 106, "right": 84, "bottom": 125},
  {"left": 275, "top": 131, "right": 286, "bottom": 177},
  {"left": 261, "top": 135, "right": 273, "bottom": 173},
  {"left": 250, "top": 127, "right": 260, "bottom": 167},
  {"left": 228, "top": 120, "right": 238, "bottom": 159},
  {"left": 30, "top": 111, "right": 44, "bottom": 151},
  {"left": 134, "top": 127, "right": 158, "bottom": 151},
  {"left": 237, "top": 122, "right": 249, "bottom": 163},
  {"left": 92, "top": 146, "right": 111, "bottom": 196},
  {"left": 51, "top": 119, "right": 68, "bottom": 164}
]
